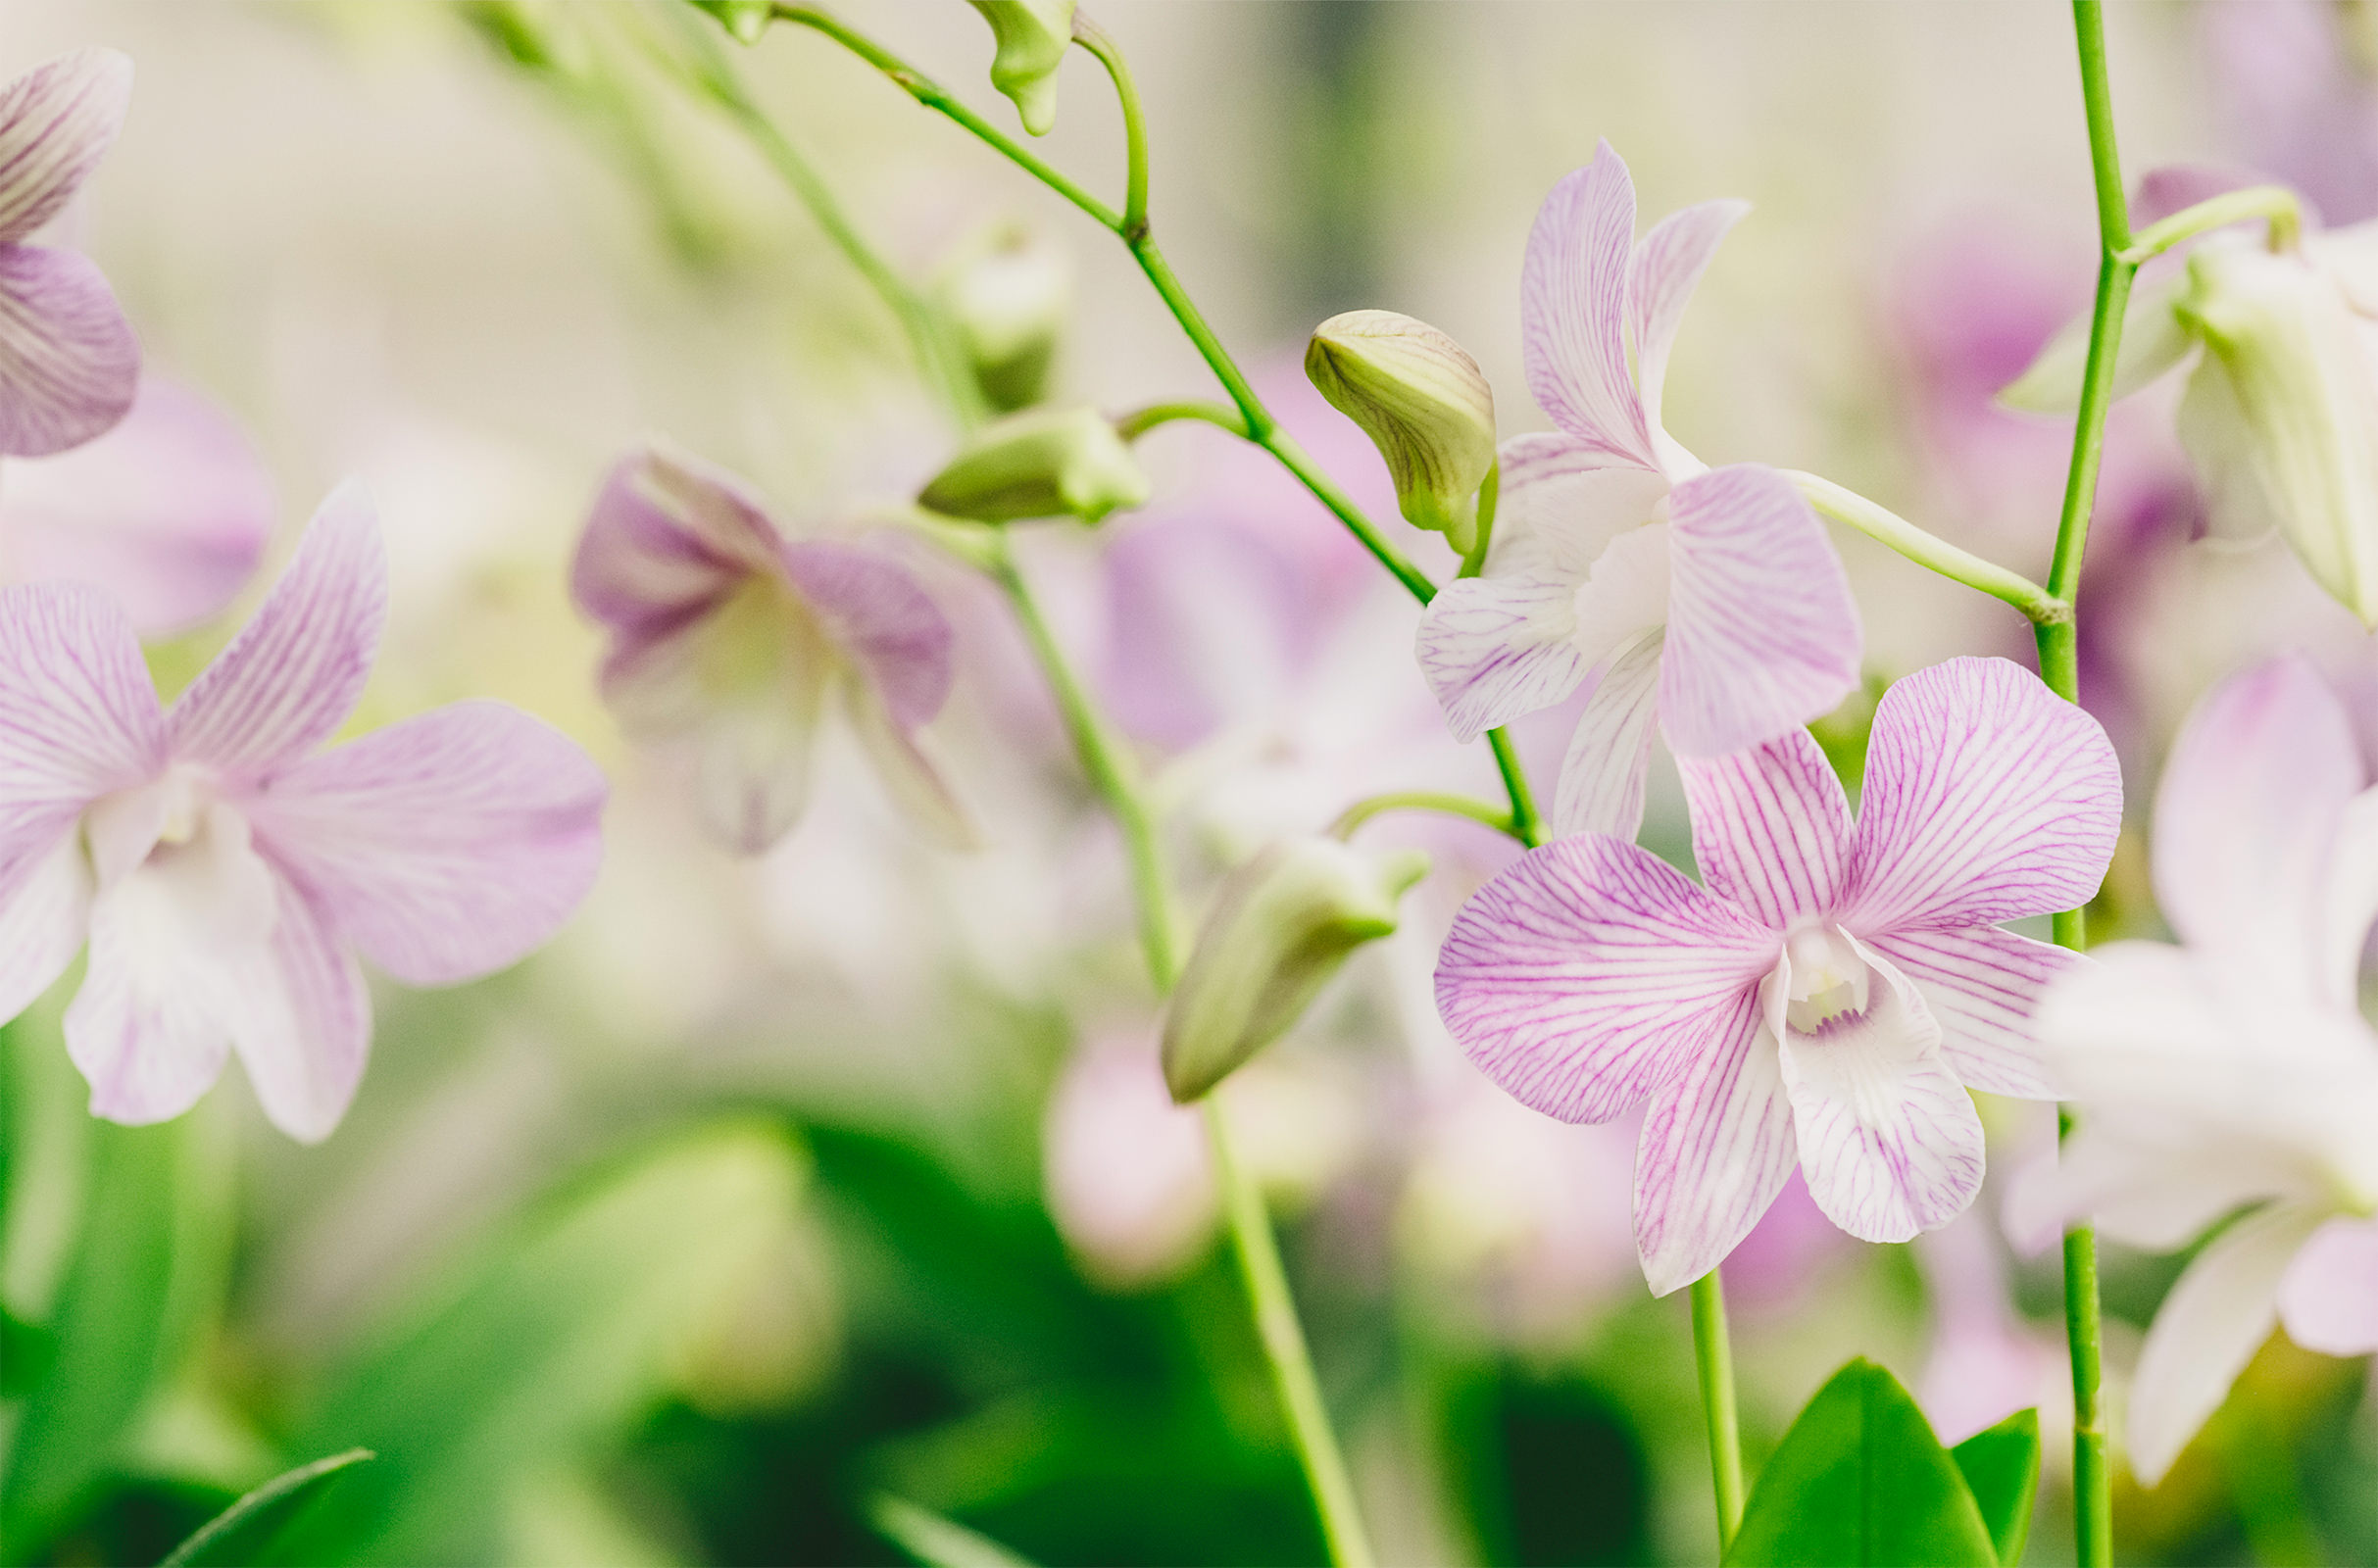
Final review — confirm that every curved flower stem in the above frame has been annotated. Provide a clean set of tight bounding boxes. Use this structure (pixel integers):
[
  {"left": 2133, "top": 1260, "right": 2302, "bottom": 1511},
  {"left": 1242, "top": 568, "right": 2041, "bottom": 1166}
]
[
  {"left": 1327, "top": 790, "right": 1519, "bottom": 842},
  {"left": 1070, "top": 15, "right": 1148, "bottom": 238},
  {"left": 1689, "top": 1271, "right": 1746, "bottom": 1546},
  {"left": 1461, "top": 462, "right": 1499, "bottom": 579},
  {"left": 1786, "top": 471, "right": 2066, "bottom": 625},
  {"left": 1486, "top": 730, "right": 1546, "bottom": 848},
  {"left": 2119, "top": 184, "right": 2302, "bottom": 266},
  {"left": 1115, "top": 399, "right": 1250, "bottom": 441}
]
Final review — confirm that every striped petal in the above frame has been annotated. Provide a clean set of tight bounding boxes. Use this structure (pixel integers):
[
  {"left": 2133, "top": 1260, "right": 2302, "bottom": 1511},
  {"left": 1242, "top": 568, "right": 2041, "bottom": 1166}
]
[
  {"left": 782, "top": 539, "right": 953, "bottom": 730},
  {"left": 1483, "top": 435, "right": 1670, "bottom": 577},
  {"left": 0, "top": 50, "right": 132, "bottom": 242},
  {"left": 1551, "top": 630, "right": 1662, "bottom": 840},
  {"left": 169, "top": 481, "right": 384, "bottom": 778},
  {"left": 2277, "top": 1215, "right": 2378, "bottom": 1355},
  {"left": 1659, "top": 464, "right": 1860, "bottom": 759},
  {"left": 570, "top": 442, "right": 777, "bottom": 639},
  {"left": 1841, "top": 657, "right": 2120, "bottom": 931},
  {"left": 1435, "top": 834, "right": 1777, "bottom": 1124},
  {"left": 0, "top": 580, "right": 164, "bottom": 821},
  {"left": 1633, "top": 990, "right": 1796, "bottom": 1297},
  {"left": 223, "top": 871, "right": 372, "bottom": 1144},
  {"left": 1862, "top": 924, "right": 2075, "bottom": 1100},
  {"left": 0, "top": 244, "right": 138, "bottom": 457},
  {"left": 1414, "top": 567, "right": 1586, "bottom": 743},
  {"left": 1520, "top": 144, "right": 1659, "bottom": 467},
  {"left": 1676, "top": 724, "right": 1852, "bottom": 930},
  {"left": 1628, "top": 197, "right": 1748, "bottom": 433},
  {"left": 0, "top": 832, "right": 89, "bottom": 1025}
]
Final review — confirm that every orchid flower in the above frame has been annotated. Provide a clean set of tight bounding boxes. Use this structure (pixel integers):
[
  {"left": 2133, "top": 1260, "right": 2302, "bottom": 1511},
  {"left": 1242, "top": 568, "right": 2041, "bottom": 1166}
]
[
  {"left": 572, "top": 442, "right": 966, "bottom": 855},
  {"left": 0, "top": 483, "right": 606, "bottom": 1142},
  {"left": 0, "top": 48, "right": 140, "bottom": 457},
  {"left": 1436, "top": 657, "right": 2119, "bottom": 1295},
  {"left": 2022, "top": 655, "right": 2378, "bottom": 1485},
  {"left": 1415, "top": 142, "right": 1861, "bottom": 840}
]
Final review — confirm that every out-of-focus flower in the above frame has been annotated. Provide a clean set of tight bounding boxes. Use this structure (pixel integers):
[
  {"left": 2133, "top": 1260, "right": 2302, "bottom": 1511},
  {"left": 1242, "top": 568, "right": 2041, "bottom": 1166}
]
[
  {"left": 1415, "top": 142, "right": 1860, "bottom": 840},
  {"left": 1306, "top": 310, "right": 1497, "bottom": 549},
  {"left": 918, "top": 405, "right": 1148, "bottom": 526},
  {"left": 1437, "top": 658, "right": 2119, "bottom": 1296},
  {"left": 0, "top": 48, "right": 139, "bottom": 457},
  {"left": 966, "top": 0, "right": 1074, "bottom": 137},
  {"left": 0, "top": 374, "right": 272, "bottom": 637},
  {"left": 0, "top": 484, "right": 607, "bottom": 1142},
  {"left": 573, "top": 441, "right": 966, "bottom": 855},
  {"left": 938, "top": 222, "right": 1069, "bottom": 415},
  {"left": 2205, "top": 0, "right": 2378, "bottom": 228},
  {"left": 1916, "top": 1207, "right": 2065, "bottom": 1446},
  {"left": 2023, "top": 655, "right": 2378, "bottom": 1485}
]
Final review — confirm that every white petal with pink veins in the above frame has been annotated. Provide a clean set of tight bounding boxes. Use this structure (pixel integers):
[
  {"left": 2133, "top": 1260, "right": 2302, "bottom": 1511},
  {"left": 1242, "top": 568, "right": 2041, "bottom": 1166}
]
[{"left": 1633, "top": 990, "right": 1797, "bottom": 1297}]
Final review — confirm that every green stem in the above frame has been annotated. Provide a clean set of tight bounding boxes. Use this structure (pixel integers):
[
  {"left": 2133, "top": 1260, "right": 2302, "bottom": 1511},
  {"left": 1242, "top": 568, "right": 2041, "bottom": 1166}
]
[
  {"left": 2119, "top": 183, "right": 2302, "bottom": 266},
  {"left": 1486, "top": 730, "right": 1545, "bottom": 848},
  {"left": 1787, "top": 471, "right": 2066, "bottom": 625},
  {"left": 1689, "top": 1270, "right": 1746, "bottom": 1547},
  {"left": 1070, "top": 14, "right": 1148, "bottom": 237},
  {"left": 1206, "top": 1097, "right": 1377, "bottom": 1568},
  {"left": 1461, "top": 461, "right": 1498, "bottom": 578},
  {"left": 1327, "top": 791, "right": 1519, "bottom": 842},
  {"left": 1115, "top": 399, "right": 1250, "bottom": 442}
]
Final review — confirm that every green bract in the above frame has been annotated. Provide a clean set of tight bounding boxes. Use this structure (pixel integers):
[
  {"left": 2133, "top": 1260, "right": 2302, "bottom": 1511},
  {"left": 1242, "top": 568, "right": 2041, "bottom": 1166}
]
[
  {"left": 919, "top": 406, "right": 1150, "bottom": 524},
  {"left": 966, "top": 0, "right": 1075, "bottom": 137},
  {"left": 1305, "top": 310, "right": 1497, "bottom": 551}
]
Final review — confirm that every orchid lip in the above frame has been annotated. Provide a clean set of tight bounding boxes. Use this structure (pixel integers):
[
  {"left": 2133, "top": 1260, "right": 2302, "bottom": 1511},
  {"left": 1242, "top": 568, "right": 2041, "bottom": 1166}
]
[{"left": 1779, "top": 921, "right": 1872, "bottom": 1037}]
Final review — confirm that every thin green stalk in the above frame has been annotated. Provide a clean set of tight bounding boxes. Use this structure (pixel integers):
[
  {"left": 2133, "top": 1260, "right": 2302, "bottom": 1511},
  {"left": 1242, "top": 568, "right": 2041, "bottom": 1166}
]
[
  {"left": 1461, "top": 462, "right": 1499, "bottom": 579},
  {"left": 1689, "top": 1271, "right": 1745, "bottom": 1547},
  {"left": 1327, "top": 791, "right": 1518, "bottom": 842},
  {"left": 1787, "top": 470, "right": 2065, "bottom": 625},
  {"left": 2119, "top": 183, "right": 2301, "bottom": 266},
  {"left": 1070, "top": 15, "right": 1148, "bottom": 238},
  {"left": 1486, "top": 730, "right": 1545, "bottom": 848},
  {"left": 1115, "top": 399, "right": 1250, "bottom": 442}
]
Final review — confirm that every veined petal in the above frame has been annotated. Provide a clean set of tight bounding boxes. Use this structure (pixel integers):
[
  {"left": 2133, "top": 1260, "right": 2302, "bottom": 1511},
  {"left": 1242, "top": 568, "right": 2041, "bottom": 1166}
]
[
  {"left": 0, "top": 244, "right": 138, "bottom": 458},
  {"left": 248, "top": 700, "right": 607, "bottom": 988},
  {"left": 1628, "top": 198, "right": 1748, "bottom": 433},
  {"left": 1863, "top": 925, "right": 2075, "bottom": 1101},
  {"left": 2128, "top": 1201, "right": 2329, "bottom": 1487},
  {"left": 1777, "top": 942, "right": 1985, "bottom": 1243},
  {"left": 1435, "top": 834, "right": 1777, "bottom": 1124},
  {"left": 0, "top": 50, "right": 132, "bottom": 242},
  {"left": 841, "top": 671, "right": 976, "bottom": 850},
  {"left": 0, "top": 581, "right": 164, "bottom": 827},
  {"left": 2277, "top": 1215, "right": 2378, "bottom": 1354},
  {"left": 1842, "top": 658, "right": 2120, "bottom": 931},
  {"left": 0, "top": 831, "right": 91, "bottom": 1023},
  {"left": 1413, "top": 568, "right": 1586, "bottom": 743},
  {"left": 1659, "top": 464, "right": 1860, "bottom": 759},
  {"left": 1551, "top": 631, "right": 1662, "bottom": 841},
  {"left": 1483, "top": 436, "right": 1670, "bottom": 578},
  {"left": 1677, "top": 724, "right": 1852, "bottom": 930},
  {"left": 782, "top": 540, "right": 953, "bottom": 730},
  {"left": 226, "top": 870, "right": 371, "bottom": 1144},
  {"left": 1520, "top": 144, "right": 1660, "bottom": 467},
  {"left": 169, "top": 481, "right": 384, "bottom": 777},
  {"left": 570, "top": 442, "right": 776, "bottom": 637},
  {"left": 1634, "top": 991, "right": 1796, "bottom": 1297}
]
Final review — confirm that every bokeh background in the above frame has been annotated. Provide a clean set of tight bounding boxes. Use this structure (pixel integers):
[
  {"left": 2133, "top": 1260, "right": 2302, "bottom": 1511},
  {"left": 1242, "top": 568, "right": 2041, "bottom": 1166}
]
[{"left": 2, "top": 2, "right": 2374, "bottom": 1564}]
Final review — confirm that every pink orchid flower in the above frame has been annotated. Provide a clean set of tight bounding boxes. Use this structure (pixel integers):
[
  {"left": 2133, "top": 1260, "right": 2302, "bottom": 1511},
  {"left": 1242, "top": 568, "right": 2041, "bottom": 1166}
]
[
  {"left": 2023, "top": 655, "right": 2378, "bottom": 1485},
  {"left": 0, "top": 48, "right": 140, "bottom": 457},
  {"left": 573, "top": 442, "right": 966, "bottom": 855},
  {"left": 1435, "top": 657, "right": 2120, "bottom": 1296},
  {"left": 1415, "top": 142, "right": 1861, "bottom": 840},
  {"left": 0, "top": 483, "right": 607, "bottom": 1142}
]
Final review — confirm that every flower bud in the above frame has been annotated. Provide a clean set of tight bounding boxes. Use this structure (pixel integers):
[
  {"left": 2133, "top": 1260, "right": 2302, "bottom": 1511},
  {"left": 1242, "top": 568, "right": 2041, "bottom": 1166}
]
[
  {"left": 966, "top": 0, "right": 1074, "bottom": 137},
  {"left": 1306, "top": 310, "right": 1497, "bottom": 547},
  {"left": 688, "top": 0, "right": 773, "bottom": 45},
  {"left": 939, "top": 223, "right": 1070, "bottom": 413},
  {"left": 1162, "top": 839, "right": 1430, "bottom": 1103},
  {"left": 918, "top": 406, "right": 1149, "bottom": 525}
]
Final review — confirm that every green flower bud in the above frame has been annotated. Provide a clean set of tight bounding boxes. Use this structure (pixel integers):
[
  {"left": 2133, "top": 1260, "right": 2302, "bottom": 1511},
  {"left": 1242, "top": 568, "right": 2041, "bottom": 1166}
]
[
  {"left": 688, "top": 0, "right": 773, "bottom": 45},
  {"left": 1306, "top": 310, "right": 1497, "bottom": 549},
  {"left": 918, "top": 406, "right": 1149, "bottom": 525},
  {"left": 966, "top": 0, "right": 1075, "bottom": 137},
  {"left": 939, "top": 223, "right": 1070, "bottom": 413},
  {"left": 1162, "top": 839, "right": 1430, "bottom": 1103}
]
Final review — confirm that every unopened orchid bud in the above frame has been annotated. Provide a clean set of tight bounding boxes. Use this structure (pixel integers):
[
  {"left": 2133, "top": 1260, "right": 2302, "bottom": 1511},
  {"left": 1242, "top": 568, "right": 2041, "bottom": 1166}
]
[
  {"left": 918, "top": 406, "right": 1149, "bottom": 524},
  {"left": 1162, "top": 839, "right": 1430, "bottom": 1103},
  {"left": 966, "top": 0, "right": 1074, "bottom": 137},
  {"left": 939, "top": 223, "right": 1070, "bottom": 413},
  {"left": 688, "top": 0, "right": 773, "bottom": 45},
  {"left": 1306, "top": 310, "right": 1497, "bottom": 547}
]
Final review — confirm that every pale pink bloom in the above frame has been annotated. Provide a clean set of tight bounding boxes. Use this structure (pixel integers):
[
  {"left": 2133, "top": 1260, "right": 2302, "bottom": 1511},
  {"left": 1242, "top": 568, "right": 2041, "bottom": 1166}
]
[
  {"left": 1436, "top": 658, "right": 2119, "bottom": 1296},
  {"left": 572, "top": 441, "right": 965, "bottom": 855},
  {"left": 1043, "top": 1034, "right": 1215, "bottom": 1287},
  {"left": 1916, "top": 1206, "right": 2065, "bottom": 1446},
  {"left": 2205, "top": 0, "right": 2378, "bottom": 227},
  {"left": 0, "top": 483, "right": 606, "bottom": 1142},
  {"left": 0, "top": 49, "right": 139, "bottom": 457},
  {"left": 1, "top": 374, "right": 272, "bottom": 636},
  {"left": 1415, "top": 142, "right": 1861, "bottom": 840},
  {"left": 2025, "top": 655, "right": 2378, "bottom": 1485}
]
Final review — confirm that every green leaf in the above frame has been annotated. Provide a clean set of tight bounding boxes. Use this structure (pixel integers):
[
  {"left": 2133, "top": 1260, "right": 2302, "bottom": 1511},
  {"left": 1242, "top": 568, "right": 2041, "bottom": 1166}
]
[
  {"left": 1723, "top": 1358, "right": 1998, "bottom": 1568},
  {"left": 159, "top": 1448, "right": 375, "bottom": 1567},
  {"left": 1951, "top": 1409, "right": 2041, "bottom": 1567},
  {"left": 869, "top": 1494, "right": 1040, "bottom": 1568}
]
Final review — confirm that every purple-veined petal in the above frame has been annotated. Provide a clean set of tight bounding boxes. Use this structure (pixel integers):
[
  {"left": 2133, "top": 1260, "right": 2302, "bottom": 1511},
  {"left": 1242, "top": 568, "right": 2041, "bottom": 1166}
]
[
  {"left": 247, "top": 699, "right": 606, "bottom": 988},
  {"left": 782, "top": 539, "right": 953, "bottom": 730},
  {"left": 1676, "top": 724, "right": 1852, "bottom": 930},
  {"left": 1520, "top": 144, "right": 1659, "bottom": 467},
  {"left": 1552, "top": 631, "right": 1662, "bottom": 841},
  {"left": 1634, "top": 990, "right": 1796, "bottom": 1296},
  {"left": 0, "top": 832, "right": 90, "bottom": 1024},
  {"left": 0, "top": 244, "right": 137, "bottom": 458},
  {"left": 1414, "top": 568, "right": 1586, "bottom": 743},
  {"left": 1484, "top": 435, "right": 1671, "bottom": 578},
  {"left": 225, "top": 870, "right": 371, "bottom": 1144},
  {"left": 0, "top": 49, "right": 131, "bottom": 242},
  {"left": 2153, "top": 655, "right": 2362, "bottom": 1006},
  {"left": 1628, "top": 198, "right": 1749, "bottom": 432},
  {"left": 1659, "top": 464, "right": 1860, "bottom": 759},
  {"left": 2128, "top": 1201, "right": 2329, "bottom": 1486},
  {"left": 1, "top": 374, "right": 275, "bottom": 637},
  {"left": 1841, "top": 657, "right": 2120, "bottom": 931},
  {"left": 1862, "top": 924, "right": 2076, "bottom": 1100},
  {"left": 2277, "top": 1215, "right": 2378, "bottom": 1354},
  {"left": 842, "top": 672, "right": 975, "bottom": 850},
  {"left": 1776, "top": 942, "right": 1985, "bottom": 1243},
  {"left": 570, "top": 442, "right": 775, "bottom": 637},
  {"left": 1435, "top": 834, "right": 1777, "bottom": 1124},
  {"left": 168, "top": 481, "right": 383, "bottom": 778},
  {"left": 0, "top": 580, "right": 164, "bottom": 829}
]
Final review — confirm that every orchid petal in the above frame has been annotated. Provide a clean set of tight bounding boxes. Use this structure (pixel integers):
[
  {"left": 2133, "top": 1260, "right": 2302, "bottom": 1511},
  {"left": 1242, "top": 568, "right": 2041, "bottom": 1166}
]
[
  {"left": 1413, "top": 568, "right": 1586, "bottom": 743},
  {"left": 249, "top": 700, "right": 607, "bottom": 988},
  {"left": 0, "top": 580, "right": 163, "bottom": 819},
  {"left": 1633, "top": 991, "right": 1796, "bottom": 1297},
  {"left": 2128, "top": 1201, "right": 2328, "bottom": 1486},
  {"left": 1483, "top": 436, "right": 1670, "bottom": 578},
  {"left": 2277, "top": 1215, "right": 2378, "bottom": 1354},
  {"left": 0, "top": 832, "right": 90, "bottom": 1024},
  {"left": 1520, "top": 144, "right": 1659, "bottom": 467},
  {"left": 1659, "top": 465, "right": 1860, "bottom": 759},
  {"left": 225, "top": 872, "right": 371, "bottom": 1144},
  {"left": 0, "top": 244, "right": 138, "bottom": 458},
  {"left": 1435, "top": 835, "right": 1777, "bottom": 1124},
  {"left": 0, "top": 49, "right": 132, "bottom": 242},
  {"left": 1628, "top": 198, "right": 1748, "bottom": 432},
  {"left": 1842, "top": 657, "right": 2120, "bottom": 930},
  {"left": 1551, "top": 631, "right": 1662, "bottom": 841},
  {"left": 1676, "top": 724, "right": 1852, "bottom": 930},
  {"left": 169, "top": 481, "right": 383, "bottom": 778},
  {"left": 1863, "top": 925, "right": 2075, "bottom": 1100},
  {"left": 2322, "top": 787, "right": 2378, "bottom": 1010},
  {"left": 842, "top": 672, "right": 976, "bottom": 850},
  {"left": 782, "top": 540, "right": 953, "bottom": 730},
  {"left": 570, "top": 443, "right": 775, "bottom": 638}
]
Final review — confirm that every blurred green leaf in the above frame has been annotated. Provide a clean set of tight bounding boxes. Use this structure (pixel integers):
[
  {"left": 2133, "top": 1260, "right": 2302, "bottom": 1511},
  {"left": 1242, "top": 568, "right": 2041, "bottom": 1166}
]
[
  {"left": 870, "top": 1494, "right": 1038, "bottom": 1568},
  {"left": 1950, "top": 1409, "right": 2040, "bottom": 1566},
  {"left": 1723, "top": 1358, "right": 1996, "bottom": 1567},
  {"left": 269, "top": 1119, "right": 804, "bottom": 1565},
  {"left": 158, "top": 1448, "right": 374, "bottom": 1567}
]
